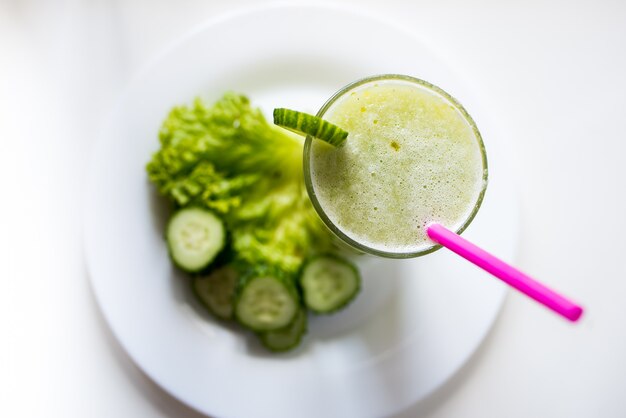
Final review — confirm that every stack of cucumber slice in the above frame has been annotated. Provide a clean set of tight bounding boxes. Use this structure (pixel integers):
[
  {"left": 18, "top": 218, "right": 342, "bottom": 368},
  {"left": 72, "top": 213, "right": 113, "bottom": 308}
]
[
  {"left": 168, "top": 206, "right": 361, "bottom": 352},
  {"left": 159, "top": 108, "right": 360, "bottom": 352}
]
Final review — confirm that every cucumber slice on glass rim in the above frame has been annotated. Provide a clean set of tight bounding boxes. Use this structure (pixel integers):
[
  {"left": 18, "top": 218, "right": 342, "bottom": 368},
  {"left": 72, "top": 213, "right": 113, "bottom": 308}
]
[{"left": 273, "top": 108, "right": 348, "bottom": 147}]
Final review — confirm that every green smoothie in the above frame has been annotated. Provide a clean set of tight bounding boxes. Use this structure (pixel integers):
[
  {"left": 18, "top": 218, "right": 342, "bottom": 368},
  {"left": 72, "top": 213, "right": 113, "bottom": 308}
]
[{"left": 305, "top": 75, "right": 487, "bottom": 257}]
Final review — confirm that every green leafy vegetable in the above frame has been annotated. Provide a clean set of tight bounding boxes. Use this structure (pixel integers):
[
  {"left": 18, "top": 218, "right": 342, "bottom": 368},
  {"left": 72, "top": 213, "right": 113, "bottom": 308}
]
[{"left": 147, "top": 93, "right": 334, "bottom": 274}]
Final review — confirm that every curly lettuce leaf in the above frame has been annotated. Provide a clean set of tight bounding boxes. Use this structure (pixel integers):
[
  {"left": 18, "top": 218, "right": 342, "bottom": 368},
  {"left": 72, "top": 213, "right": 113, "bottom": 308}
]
[{"left": 147, "top": 93, "right": 334, "bottom": 273}]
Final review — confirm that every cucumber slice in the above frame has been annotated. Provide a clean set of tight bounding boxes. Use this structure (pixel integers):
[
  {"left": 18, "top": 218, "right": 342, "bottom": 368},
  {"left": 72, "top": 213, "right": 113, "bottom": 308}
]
[
  {"left": 259, "top": 308, "right": 307, "bottom": 352},
  {"left": 192, "top": 265, "right": 238, "bottom": 319},
  {"left": 273, "top": 108, "right": 348, "bottom": 147},
  {"left": 166, "top": 207, "right": 225, "bottom": 273},
  {"left": 300, "top": 255, "right": 360, "bottom": 314},
  {"left": 235, "top": 268, "right": 299, "bottom": 332}
]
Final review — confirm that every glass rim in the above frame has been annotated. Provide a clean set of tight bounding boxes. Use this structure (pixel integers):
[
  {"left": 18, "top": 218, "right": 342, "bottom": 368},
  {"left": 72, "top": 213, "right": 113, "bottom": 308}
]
[{"left": 303, "top": 74, "right": 488, "bottom": 258}]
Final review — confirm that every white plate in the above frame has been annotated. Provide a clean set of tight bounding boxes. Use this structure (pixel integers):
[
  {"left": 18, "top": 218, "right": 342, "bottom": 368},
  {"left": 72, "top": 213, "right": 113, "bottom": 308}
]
[{"left": 84, "top": 5, "right": 518, "bottom": 418}]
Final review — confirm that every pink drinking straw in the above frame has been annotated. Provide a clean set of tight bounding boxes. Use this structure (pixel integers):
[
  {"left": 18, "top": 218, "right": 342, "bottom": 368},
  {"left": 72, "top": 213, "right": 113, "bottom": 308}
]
[{"left": 426, "top": 223, "right": 583, "bottom": 322}]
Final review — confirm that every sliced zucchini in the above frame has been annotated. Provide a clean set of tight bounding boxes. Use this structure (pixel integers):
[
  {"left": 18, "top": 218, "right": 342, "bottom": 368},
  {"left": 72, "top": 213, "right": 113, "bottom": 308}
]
[
  {"left": 300, "top": 255, "right": 360, "bottom": 314},
  {"left": 166, "top": 207, "right": 225, "bottom": 273},
  {"left": 234, "top": 268, "right": 299, "bottom": 332},
  {"left": 273, "top": 108, "right": 348, "bottom": 147},
  {"left": 259, "top": 308, "right": 307, "bottom": 352},
  {"left": 192, "top": 265, "right": 238, "bottom": 319}
]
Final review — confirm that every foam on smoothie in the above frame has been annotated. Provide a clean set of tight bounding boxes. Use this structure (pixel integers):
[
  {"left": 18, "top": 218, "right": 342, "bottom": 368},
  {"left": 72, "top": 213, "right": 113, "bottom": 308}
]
[{"left": 309, "top": 79, "right": 485, "bottom": 254}]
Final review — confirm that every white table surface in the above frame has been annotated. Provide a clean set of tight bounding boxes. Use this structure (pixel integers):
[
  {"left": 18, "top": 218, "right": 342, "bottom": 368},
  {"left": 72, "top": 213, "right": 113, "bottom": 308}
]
[{"left": 1, "top": 1, "right": 625, "bottom": 417}]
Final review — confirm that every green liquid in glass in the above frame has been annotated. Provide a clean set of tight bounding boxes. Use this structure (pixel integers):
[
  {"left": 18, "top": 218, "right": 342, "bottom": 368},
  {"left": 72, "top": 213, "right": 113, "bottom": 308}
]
[{"left": 308, "top": 76, "right": 486, "bottom": 256}]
